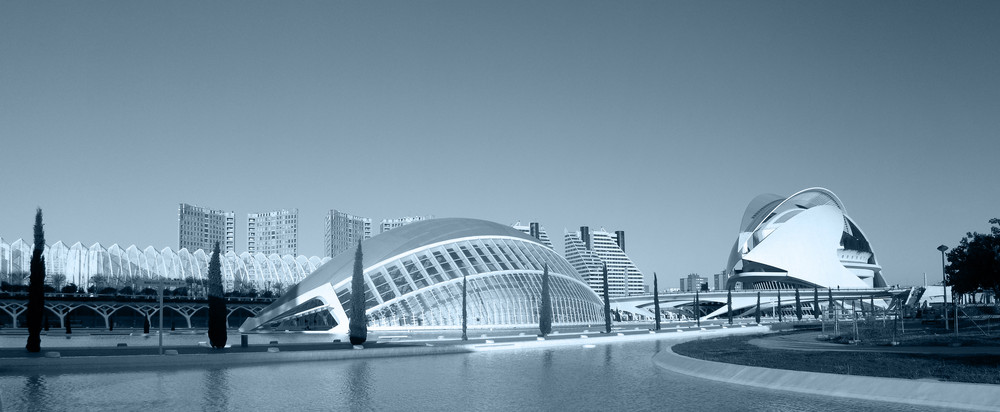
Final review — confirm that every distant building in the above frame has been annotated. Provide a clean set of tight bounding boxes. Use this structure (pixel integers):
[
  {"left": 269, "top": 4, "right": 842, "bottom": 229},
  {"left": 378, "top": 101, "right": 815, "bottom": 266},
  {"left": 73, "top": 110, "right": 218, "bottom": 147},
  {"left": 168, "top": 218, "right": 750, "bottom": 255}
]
[
  {"left": 178, "top": 203, "right": 235, "bottom": 253},
  {"left": 511, "top": 221, "right": 553, "bottom": 249},
  {"left": 247, "top": 208, "right": 298, "bottom": 255},
  {"left": 325, "top": 210, "right": 372, "bottom": 258},
  {"left": 713, "top": 271, "right": 731, "bottom": 291},
  {"left": 380, "top": 215, "right": 433, "bottom": 234},
  {"left": 681, "top": 273, "right": 708, "bottom": 292},
  {"left": 564, "top": 226, "right": 644, "bottom": 297}
]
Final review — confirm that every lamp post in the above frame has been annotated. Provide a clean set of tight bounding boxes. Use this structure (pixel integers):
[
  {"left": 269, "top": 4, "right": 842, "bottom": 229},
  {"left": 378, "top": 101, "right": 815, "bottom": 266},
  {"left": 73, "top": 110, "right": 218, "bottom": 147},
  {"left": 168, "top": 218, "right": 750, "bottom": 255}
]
[{"left": 937, "top": 245, "right": 948, "bottom": 331}]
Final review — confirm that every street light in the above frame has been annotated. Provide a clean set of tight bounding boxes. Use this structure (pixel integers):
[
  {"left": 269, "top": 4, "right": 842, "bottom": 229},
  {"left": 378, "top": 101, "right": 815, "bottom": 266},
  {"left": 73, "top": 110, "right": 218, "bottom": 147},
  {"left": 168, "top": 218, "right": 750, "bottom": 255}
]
[{"left": 937, "top": 245, "right": 948, "bottom": 330}]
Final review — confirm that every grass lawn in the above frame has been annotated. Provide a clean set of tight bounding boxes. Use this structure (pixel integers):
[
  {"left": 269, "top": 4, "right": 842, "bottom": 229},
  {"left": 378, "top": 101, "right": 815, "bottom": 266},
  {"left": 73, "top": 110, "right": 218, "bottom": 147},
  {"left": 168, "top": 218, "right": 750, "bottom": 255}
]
[{"left": 672, "top": 332, "right": 1000, "bottom": 385}]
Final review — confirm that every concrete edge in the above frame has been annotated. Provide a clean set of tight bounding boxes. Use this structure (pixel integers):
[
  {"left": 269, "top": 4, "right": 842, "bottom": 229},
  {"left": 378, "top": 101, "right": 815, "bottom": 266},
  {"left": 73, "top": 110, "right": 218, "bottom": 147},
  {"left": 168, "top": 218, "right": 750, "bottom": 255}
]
[
  {"left": 1, "top": 345, "right": 472, "bottom": 375},
  {"left": 654, "top": 344, "right": 1000, "bottom": 411}
]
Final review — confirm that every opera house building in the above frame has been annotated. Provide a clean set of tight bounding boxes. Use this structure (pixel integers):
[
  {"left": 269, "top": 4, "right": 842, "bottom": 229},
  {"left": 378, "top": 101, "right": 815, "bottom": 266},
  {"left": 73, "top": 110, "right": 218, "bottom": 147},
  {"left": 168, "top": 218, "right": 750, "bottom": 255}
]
[
  {"left": 240, "top": 218, "right": 606, "bottom": 333},
  {"left": 726, "top": 187, "right": 885, "bottom": 290}
]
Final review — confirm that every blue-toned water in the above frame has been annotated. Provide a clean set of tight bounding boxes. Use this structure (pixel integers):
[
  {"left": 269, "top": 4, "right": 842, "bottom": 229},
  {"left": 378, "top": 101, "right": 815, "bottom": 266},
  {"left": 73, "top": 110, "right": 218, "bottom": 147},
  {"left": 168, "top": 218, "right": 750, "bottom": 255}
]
[{"left": 1, "top": 339, "right": 946, "bottom": 411}]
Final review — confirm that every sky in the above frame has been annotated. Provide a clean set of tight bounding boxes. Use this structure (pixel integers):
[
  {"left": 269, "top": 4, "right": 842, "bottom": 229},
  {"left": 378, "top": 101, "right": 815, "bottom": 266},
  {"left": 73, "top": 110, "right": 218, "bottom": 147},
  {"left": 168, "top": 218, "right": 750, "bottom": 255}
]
[{"left": 1, "top": 1, "right": 998, "bottom": 289}]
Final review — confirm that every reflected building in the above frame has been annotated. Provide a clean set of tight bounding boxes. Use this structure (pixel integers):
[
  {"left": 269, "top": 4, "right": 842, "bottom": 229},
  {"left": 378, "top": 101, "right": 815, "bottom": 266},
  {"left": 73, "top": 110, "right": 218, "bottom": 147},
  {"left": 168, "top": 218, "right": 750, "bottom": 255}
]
[{"left": 240, "top": 218, "right": 605, "bottom": 332}]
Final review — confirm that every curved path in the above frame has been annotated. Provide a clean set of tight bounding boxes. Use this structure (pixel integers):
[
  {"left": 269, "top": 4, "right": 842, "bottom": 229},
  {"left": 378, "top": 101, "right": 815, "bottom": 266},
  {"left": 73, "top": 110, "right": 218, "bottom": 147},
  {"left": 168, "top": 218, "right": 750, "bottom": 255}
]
[{"left": 655, "top": 342, "right": 1000, "bottom": 411}]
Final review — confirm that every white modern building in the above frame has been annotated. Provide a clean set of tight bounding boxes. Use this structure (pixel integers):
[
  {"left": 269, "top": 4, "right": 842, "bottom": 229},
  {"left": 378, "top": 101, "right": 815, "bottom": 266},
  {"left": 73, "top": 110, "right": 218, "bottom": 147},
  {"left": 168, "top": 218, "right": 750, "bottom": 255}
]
[
  {"left": 248, "top": 208, "right": 299, "bottom": 255},
  {"left": 564, "top": 226, "right": 644, "bottom": 297},
  {"left": 241, "top": 218, "right": 605, "bottom": 333},
  {"left": 725, "top": 187, "right": 886, "bottom": 290},
  {"left": 0, "top": 237, "right": 329, "bottom": 293},
  {"left": 178, "top": 203, "right": 235, "bottom": 253},
  {"left": 325, "top": 210, "right": 372, "bottom": 258},
  {"left": 511, "top": 221, "right": 553, "bottom": 249},
  {"left": 379, "top": 215, "right": 433, "bottom": 234}
]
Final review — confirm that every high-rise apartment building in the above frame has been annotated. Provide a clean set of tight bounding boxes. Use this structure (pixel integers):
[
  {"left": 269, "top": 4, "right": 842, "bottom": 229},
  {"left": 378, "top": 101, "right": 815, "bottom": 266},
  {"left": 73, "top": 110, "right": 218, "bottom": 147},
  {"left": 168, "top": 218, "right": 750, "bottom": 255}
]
[
  {"left": 564, "top": 226, "right": 644, "bottom": 297},
  {"left": 379, "top": 215, "right": 433, "bottom": 234},
  {"left": 325, "top": 210, "right": 372, "bottom": 258},
  {"left": 511, "top": 221, "right": 553, "bottom": 249},
  {"left": 247, "top": 208, "right": 299, "bottom": 255},
  {"left": 178, "top": 203, "right": 235, "bottom": 253},
  {"left": 681, "top": 273, "right": 708, "bottom": 292}
]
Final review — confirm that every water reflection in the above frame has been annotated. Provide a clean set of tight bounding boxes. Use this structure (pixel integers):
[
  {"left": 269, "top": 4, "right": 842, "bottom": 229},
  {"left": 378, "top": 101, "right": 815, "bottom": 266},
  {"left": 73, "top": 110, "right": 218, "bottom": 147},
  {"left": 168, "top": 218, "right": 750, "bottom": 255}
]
[
  {"left": 202, "top": 369, "right": 230, "bottom": 411},
  {"left": 0, "top": 340, "right": 942, "bottom": 412},
  {"left": 22, "top": 375, "right": 48, "bottom": 412},
  {"left": 345, "top": 361, "right": 373, "bottom": 411}
]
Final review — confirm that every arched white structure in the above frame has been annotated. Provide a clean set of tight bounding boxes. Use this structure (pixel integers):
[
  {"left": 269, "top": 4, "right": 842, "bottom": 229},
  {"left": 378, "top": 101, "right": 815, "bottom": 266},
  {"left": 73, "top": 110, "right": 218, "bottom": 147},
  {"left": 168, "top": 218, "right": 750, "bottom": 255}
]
[
  {"left": 726, "top": 188, "right": 885, "bottom": 290},
  {"left": 241, "top": 218, "right": 605, "bottom": 333},
  {"left": 0, "top": 237, "right": 329, "bottom": 293}
]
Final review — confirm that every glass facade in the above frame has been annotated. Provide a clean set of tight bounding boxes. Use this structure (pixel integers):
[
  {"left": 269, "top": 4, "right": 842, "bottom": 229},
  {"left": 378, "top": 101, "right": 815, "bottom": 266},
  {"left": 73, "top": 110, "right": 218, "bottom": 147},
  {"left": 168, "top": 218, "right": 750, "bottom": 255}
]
[{"left": 334, "top": 236, "right": 604, "bottom": 328}]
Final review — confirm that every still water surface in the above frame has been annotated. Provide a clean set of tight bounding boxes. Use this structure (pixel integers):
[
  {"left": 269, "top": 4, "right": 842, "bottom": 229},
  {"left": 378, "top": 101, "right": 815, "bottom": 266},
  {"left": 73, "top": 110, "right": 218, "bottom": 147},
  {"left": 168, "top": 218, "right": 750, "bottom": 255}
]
[{"left": 2, "top": 339, "right": 948, "bottom": 411}]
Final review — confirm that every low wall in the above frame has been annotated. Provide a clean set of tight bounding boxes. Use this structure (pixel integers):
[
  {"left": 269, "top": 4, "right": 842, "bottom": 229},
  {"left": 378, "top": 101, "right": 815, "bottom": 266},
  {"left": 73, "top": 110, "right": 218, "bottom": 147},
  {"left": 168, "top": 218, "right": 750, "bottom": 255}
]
[{"left": 655, "top": 344, "right": 1000, "bottom": 411}]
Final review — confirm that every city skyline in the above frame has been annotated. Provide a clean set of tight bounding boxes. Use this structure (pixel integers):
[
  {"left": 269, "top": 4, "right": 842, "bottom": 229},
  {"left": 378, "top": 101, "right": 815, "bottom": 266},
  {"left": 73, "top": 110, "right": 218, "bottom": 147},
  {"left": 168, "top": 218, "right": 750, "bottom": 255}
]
[{"left": 2, "top": 1, "right": 999, "bottom": 289}]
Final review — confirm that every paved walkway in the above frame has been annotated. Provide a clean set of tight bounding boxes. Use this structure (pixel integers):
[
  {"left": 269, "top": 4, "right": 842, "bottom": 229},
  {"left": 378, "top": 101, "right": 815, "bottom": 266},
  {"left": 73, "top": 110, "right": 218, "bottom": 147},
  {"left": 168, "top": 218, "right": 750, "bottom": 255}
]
[{"left": 750, "top": 332, "right": 1000, "bottom": 355}]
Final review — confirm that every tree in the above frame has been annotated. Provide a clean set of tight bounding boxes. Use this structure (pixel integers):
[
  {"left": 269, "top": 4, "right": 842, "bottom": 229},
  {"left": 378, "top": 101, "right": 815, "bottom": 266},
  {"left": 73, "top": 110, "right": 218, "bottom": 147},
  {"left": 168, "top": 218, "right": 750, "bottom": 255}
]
[
  {"left": 946, "top": 219, "right": 1000, "bottom": 299},
  {"left": 207, "top": 242, "right": 227, "bottom": 349},
  {"left": 539, "top": 263, "right": 552, "bottom": 337},
  {"left": 653, "top": 272, "right": 661, "bottom": 331},
  {"left": 813, "top": 288, "right": 820, "bottom": 319},
  {"left": 26, "top": 208, "right": 45, "bottom": 353},
  {"left": 50, "top": 273, "right": 66, "bottom": 291},
  {"left": 794, "top": 287, "right": 802, "bottom": 321},
  {"left": 755, "top": 292, "right": 761, "bottom": 324},
  {"left": 602, "top": 264, "right": 611, "bottom": 334},
  {"left": 462, "top": 269, "right": 468, "bottom": 341},
  {"left": 61, "top": 283, "right": 78, "bottom": 294},
  {"left": 777, "top": 289, "right": 783, "bottom": 322},
  {"left": 349, "top": 240, "right": 367, "bottom": 346},
  {"left": 726, "top": 287, "right": 733, "bottom": 325}
]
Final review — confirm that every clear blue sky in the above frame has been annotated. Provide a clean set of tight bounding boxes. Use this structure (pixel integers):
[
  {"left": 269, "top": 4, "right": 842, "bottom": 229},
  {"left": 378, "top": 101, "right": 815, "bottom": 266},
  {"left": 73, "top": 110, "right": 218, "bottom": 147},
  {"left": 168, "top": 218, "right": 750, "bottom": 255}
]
[{"left": 2, "top": 1, "right": 997, "bottom": 288}]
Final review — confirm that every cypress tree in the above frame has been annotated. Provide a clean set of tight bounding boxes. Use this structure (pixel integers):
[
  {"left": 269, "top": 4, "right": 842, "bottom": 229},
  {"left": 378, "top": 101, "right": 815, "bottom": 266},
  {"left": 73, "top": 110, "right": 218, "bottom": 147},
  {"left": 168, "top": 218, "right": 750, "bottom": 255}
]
[
  {"left": 795, "top": 287, "right": 802, "bottom": 321},
  {"left": 26, "top": 208, "right": 45, "bottom": 353},
  {"left": 755, "top": 292, "right": 761, "bottom": 324},
  {"left": 349, "top": 240, "right": 367, "bottom": 345},
  {"left": 726, "top": 288, "right": 733, "bottom": 325},
  {"left": 461, "top": 271, "right": 468, "bottom": 341},
  {"left": 207, "top": 242, "right": 227, "bottom": 348},
  {"left": 813, "top": 287, "right": 820, "bottom": 319},
  {"left": 602, "top": 264, "right": 611, "bottom": 334},
  {"left": 539, "top": 264, "right": 552, "bottom": 337},
  {"left": 777, "top": 289, "right": 783, "bottom": 321},
  {"left": 653, "top": 272, "right": 661, "bottom": 331},
  {"left": 695, "top": 289, "right": 700, "bottom": 327}
]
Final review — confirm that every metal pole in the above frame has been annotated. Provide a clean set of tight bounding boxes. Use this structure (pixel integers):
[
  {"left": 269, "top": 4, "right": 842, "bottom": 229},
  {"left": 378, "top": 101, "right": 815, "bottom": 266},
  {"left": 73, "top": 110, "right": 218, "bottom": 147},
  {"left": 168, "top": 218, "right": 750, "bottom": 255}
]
[{"left": 159, "top": 278, "right": 164, "bottom": 355}]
